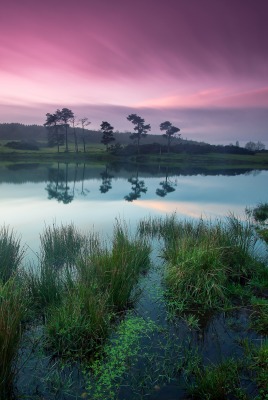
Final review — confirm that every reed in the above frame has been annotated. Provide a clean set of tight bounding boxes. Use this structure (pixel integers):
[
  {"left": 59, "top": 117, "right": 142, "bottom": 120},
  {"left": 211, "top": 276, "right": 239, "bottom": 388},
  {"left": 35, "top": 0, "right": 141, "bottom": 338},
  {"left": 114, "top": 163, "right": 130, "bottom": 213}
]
[{"left": 0, "top": 226, "right": 24, "bottom": 283}]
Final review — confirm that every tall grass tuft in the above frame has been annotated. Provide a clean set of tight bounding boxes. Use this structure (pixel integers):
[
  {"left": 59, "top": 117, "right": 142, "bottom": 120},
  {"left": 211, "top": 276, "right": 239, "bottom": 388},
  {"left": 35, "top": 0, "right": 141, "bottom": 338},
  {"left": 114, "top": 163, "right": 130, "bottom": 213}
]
[
  {"left": 187, "top": 359, "right": 241, "bottom": 400},
  {"left": 46, "top": 286, "right": 110, "bottom": 357},
  {"left": 0, "top": 279, "right": 27, "bottom": 398},
  {"left": 0, "top": 226, "right": 24, "bottom": 283},
  {"left": 40, "top": 223, "right": 85, "bottom": 268},
  {"left": 139, "top": 214, "right": 264, "bottom": 311},
  {"left": 25, "top": 262, "right": 65, "bottom": 312},
  {"left": 45, "top": 222, "right": 151, "bottom": 357},
  {"left": 78, "top": 222, "right": 151, "bottom": 310},
  {"left": 165, "top": 237, "right": 227, "bottom": 309}
]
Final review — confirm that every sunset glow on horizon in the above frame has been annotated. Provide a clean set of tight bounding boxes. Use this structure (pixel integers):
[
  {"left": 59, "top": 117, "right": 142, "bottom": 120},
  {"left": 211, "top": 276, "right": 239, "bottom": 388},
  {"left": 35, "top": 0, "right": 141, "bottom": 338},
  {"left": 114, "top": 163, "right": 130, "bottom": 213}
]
[{"left": 0, "top": 0, "right": 267, "bottom": 144}]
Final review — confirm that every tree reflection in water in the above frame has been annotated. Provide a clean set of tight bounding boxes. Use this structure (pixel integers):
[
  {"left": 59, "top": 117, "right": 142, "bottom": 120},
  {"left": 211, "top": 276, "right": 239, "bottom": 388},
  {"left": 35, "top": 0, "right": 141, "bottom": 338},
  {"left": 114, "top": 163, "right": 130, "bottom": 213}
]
[
  {"left": 99, "top": 165, "right": 114, "bottom": 194},
  {"left": 156, "top": 167, "right": 177, "bottom": 197},
  {"left": 124, "top": 169, "right": 147, "bottom": 202}
]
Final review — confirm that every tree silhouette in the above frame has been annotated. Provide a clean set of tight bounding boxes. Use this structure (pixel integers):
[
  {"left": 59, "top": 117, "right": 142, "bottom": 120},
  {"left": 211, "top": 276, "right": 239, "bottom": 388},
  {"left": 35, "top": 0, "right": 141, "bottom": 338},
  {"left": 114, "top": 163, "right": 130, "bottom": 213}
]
[
  {"left": 70, "top": 116, "right": 79, "bottom": 152},
  {"left": 100, "top": 121, "right": 115, "bottom": 150},
  {"left": 59, "top": 108, "right": 74, "bottom": 152},
  {"left": 160, "top": 121, "right": 180, "bottom": 153},
  {"left": 79, "top": 118, "right": 91, "bottom": 153},
  {"left": 44, "top": 113, "right": 64, "bottom": 152},
  {"left": 124, "top": 170, "right": 147, "bottom": 202},
  {"left": 127, "top": 114, "right": 151, "bottom": 154}
]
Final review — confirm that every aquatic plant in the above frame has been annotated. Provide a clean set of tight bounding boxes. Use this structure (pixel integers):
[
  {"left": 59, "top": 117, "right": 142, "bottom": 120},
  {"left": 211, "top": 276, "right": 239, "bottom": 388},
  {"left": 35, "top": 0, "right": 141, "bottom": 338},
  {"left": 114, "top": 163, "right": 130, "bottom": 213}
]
[{"left": 85, "top": 314, "right": 156, "bottom": 400}]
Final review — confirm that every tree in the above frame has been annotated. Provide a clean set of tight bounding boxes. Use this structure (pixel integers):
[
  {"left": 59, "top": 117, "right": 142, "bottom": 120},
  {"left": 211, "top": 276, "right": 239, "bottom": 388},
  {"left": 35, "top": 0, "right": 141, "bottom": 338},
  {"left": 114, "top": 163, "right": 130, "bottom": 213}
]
[
  {"left": 160, "top": 121, "right": 180, "bottom": 153},
  {"left": 100, "top": 121, "right": 115, "bottom": 150},
  {"left": 127, "top": 114, "right": 151, "bottom": 153},
  {"left": 44, "top": 112, "right": 64, "bottom": 152},
  {"left": 245, "top": 141, "right": 265, "bottom": 151},
  {"left": 80, "top": 117, "right": 91, "bottom": 153},
  {"left": 70, "top": 116, "right": 79, "bottom": 153},
  {"left": 58, "top": 108, "right": 74, "bottom": 152}
]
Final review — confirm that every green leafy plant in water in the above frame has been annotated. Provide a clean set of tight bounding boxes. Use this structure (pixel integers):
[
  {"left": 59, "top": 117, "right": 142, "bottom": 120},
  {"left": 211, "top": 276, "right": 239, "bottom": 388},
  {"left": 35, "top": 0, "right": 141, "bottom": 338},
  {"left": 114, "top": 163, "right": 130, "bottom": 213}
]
[{"left": 85, "top": 315, "right": 156, "bottom": 400}]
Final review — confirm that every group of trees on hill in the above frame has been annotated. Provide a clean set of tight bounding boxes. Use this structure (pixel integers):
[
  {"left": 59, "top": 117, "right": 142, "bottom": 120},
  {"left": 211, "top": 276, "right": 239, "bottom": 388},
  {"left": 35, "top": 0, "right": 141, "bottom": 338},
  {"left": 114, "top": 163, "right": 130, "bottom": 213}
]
[{"left": 44, "top": 108, "right": 181, "bottom": 154}]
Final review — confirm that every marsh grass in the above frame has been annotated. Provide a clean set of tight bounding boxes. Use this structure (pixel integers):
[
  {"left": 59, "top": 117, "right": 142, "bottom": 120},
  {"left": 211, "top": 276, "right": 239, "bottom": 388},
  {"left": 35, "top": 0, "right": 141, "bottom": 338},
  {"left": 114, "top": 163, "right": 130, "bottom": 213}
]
[
  {"left": 139, "top": 214, "right": 264, "bottom": 312},
  {"left": 0, "top": 279, "right": 27, "bottom": 399},
  {"left": 46, "top": 287, "right": 110, "bottom": 357},
  {"left": 187, "top": 358, "right": 242, "bottom": 400},
  {"left": 78, "top": 222, "right": 151, "bottom": 311},
  {"left": 0, "top": 226, "right": 24, "bottom": 283},
  {"left": 250, "top": 296, "right": 268, "bottom": 334},
  {"left": 40, "top": 223, "right": 85, "bottom": 268},
  {"left": 25, "top": 262, "right": 65, "bottom": 312},
  {"left": 43, "top": 222, "right": 151, "bottom": 357},
  {"left": 246, "top": 202, "right": 268, "bottom": 224}
]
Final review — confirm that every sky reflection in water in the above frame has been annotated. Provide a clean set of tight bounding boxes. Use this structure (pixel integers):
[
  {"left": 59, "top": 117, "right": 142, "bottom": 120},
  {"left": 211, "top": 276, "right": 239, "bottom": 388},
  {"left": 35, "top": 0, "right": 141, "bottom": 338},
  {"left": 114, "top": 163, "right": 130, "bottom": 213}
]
[{"left": 0, "top": 163, "right": 267, "bottom": 259}]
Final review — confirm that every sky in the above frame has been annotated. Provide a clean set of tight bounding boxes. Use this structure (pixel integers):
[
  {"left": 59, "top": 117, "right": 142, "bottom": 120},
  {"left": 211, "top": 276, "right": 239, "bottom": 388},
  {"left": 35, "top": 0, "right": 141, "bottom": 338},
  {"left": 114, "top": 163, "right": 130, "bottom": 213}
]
[{"left": 0, "top": 0, "right": 268, "bottom": 145}]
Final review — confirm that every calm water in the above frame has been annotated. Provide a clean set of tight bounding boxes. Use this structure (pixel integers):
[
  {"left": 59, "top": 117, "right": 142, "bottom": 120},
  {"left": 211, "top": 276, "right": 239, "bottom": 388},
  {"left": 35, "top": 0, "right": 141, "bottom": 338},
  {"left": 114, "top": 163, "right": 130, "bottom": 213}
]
[
  {"left": 1, "top": 162, "right": 267, "bottom": 260},
  {"left": 1, "top": 161, "right": 267, "bottom": 399}
]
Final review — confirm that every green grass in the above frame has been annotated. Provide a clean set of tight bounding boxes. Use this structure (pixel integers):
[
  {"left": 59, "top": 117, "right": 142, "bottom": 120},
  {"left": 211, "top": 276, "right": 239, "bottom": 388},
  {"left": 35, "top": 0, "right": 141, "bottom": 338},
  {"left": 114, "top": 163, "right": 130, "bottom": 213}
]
[
  {"left": 25, "top": 222, "right": 151, "bottom": 357},
  {"left": 0, "top": 279, "right": 27, "bottom": 399},
  {"left": 186, "top": 358, "right": 243, "bottom": 400},
  {"left": 139, "top": 213, "right": 265, "bottom": 312},
  {"left": 0, "top": 226, "right": 25, "bottom": 283},
  {"left": 40, "top": 222, "right": 85, "bottom": 268},
  {"left": 1, "top": 139, "right": 268, "bottom": 168}
]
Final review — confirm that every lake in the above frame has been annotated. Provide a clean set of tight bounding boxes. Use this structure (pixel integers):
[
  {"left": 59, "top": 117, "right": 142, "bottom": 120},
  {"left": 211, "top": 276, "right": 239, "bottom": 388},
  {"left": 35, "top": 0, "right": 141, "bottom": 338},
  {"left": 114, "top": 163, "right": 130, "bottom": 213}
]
[
  {"left": 1, "top": 162, "right": 267, "bottom": 260},
  {"left": 1, "top": 161, "right": 268, "bottom": 400}
]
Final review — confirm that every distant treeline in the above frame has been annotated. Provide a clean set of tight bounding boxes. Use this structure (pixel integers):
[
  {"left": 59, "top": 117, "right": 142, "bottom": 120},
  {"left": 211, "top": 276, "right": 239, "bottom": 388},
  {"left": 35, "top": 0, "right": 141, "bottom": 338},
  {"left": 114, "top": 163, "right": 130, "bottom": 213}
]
[
  {"left": 0, "top": 123, "right": 176, "bottom": 146},
  {"left": 0, "top": 123, "right": 265, "bottom": 156},
  {"left": 115, "top": 143, "right": 255, "bottom": 156}
]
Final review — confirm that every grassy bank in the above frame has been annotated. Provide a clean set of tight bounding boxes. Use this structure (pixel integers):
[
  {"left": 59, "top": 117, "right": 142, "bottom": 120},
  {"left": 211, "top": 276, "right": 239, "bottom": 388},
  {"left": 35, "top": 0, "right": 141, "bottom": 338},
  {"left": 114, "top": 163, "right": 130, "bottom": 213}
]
[{"left": 1, "top": 141, "right": 268, "bottom": 169}]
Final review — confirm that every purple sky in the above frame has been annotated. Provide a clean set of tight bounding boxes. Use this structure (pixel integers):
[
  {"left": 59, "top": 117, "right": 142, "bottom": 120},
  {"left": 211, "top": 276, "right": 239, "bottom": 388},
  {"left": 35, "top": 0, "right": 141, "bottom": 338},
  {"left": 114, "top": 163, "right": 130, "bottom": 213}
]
[{"left": 0, "top": 0, "right": 267, "bottom": 144}]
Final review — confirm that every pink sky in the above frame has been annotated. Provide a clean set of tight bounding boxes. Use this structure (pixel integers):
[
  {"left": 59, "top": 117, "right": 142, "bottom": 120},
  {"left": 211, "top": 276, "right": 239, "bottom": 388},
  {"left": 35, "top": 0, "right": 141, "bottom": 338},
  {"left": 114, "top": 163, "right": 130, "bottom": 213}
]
[{"left": 0, "top": 0, "right": 267, "bottom": 144}]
